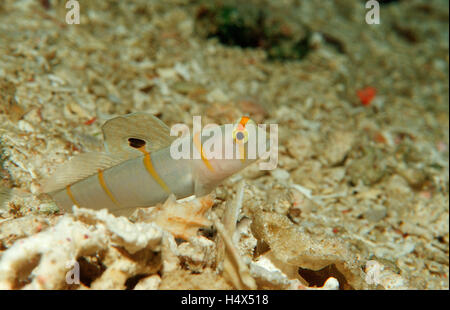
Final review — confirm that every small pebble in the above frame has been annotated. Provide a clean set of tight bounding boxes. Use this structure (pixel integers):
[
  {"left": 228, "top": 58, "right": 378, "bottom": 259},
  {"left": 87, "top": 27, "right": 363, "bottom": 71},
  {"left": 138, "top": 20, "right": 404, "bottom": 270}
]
[{"left": 271, "top": 168, "right": 290, "bottom": 181}]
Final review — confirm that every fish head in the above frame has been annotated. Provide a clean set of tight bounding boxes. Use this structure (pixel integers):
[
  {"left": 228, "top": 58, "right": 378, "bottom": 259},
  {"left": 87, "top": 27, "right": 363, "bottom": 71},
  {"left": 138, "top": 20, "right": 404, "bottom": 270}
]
[{"left": 197, "top": 117, "right": 270, "bottom": 180}]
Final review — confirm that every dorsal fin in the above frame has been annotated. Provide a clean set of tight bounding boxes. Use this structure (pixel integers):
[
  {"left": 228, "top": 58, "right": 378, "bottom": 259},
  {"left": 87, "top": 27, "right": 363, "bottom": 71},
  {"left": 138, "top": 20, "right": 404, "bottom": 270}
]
[
  {"left": 40, "top": 152, "right": 127, "bottom": 193},
  {"left": 101, "top": 112, "right": 175, "bottom": 159}
]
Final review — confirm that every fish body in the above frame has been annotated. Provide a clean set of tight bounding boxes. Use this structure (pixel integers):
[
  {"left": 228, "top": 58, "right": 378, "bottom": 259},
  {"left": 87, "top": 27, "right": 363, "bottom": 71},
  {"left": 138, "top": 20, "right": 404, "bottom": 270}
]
[
  {"left": 41, "top": 113, "right": 266, "bottom": 216},
  {"left": 50, "top": 145, "right": 194, "bottom": 215}
]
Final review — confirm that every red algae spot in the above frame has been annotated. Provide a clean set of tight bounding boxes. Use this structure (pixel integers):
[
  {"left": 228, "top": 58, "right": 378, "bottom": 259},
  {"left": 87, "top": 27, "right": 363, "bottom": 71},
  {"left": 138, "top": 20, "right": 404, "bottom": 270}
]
[
  {"left": 357, "top": 86, "right": 377, "bottom": 106},
  {"left": 419, "top": 191, "right": 432, "bottom": 199},
  {"left": 374, "top": 132, "right": 387, "bottom": 144},
  {"left": 84, "top": 117, "right": 97, "bottom": 125}
]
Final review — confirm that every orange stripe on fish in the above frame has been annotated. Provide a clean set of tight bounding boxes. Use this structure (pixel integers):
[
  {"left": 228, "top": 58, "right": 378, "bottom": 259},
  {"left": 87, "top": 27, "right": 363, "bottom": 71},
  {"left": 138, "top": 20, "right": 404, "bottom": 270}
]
[
  {"left": 237, "top": 116, "right": 250, "bottom": 163},
  {"left": 98, "top": 169, "right": 121, "bottom": 207},
  {"left": 66, "top": 185, "right": 79, "bottom": 207},
  {"left": 239, "top": 116, "right": 250, "bottom": 127},
  {"left": 138, "top": 147, "right": 171, "bottom": 194},
  {"left": 193, "top": 131, "right": 215, "bottom": 172}
]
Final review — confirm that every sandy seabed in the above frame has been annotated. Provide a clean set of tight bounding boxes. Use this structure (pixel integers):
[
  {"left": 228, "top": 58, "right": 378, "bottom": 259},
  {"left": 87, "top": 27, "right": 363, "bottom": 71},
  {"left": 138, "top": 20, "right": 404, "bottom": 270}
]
[{"left": 0, "top": 0, "right": 448, "bottom": 290}]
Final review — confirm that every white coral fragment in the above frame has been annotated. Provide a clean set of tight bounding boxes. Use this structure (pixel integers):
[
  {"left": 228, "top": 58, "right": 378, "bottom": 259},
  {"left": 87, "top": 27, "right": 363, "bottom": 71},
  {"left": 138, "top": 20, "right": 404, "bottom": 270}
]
[
  {"left": 0, "top": 207, "right": 164, "bottom": 289},
  {"left": 0, "top": 216, "right": 108, "bottom": 289},
  {"left": 250, "top": 255, "right": 291, "bottom": 289},
  {"left": 364, "top": 260, "right": 409, "bottom": 289},
  {"left": 134, "top": 274, "right": 161, "bottom": 290},
  {"left": 133, "top": 194, "right": 214, "bottom": 240},
  {"left": 72, "top": 207, "right": 163, "bottom": 254}
]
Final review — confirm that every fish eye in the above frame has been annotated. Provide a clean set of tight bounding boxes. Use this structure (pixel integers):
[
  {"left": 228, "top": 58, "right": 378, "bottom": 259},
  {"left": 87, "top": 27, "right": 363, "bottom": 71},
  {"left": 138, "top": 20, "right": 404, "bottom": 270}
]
[
  {"left": 128, "top": 137, "right": 146, "bottom": 148},
  {"left": 232, "top": 116, "right": 256, "bottom": 144},
  {"left": 232, "top": 127, "right": 249, "bottom": 144}
]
